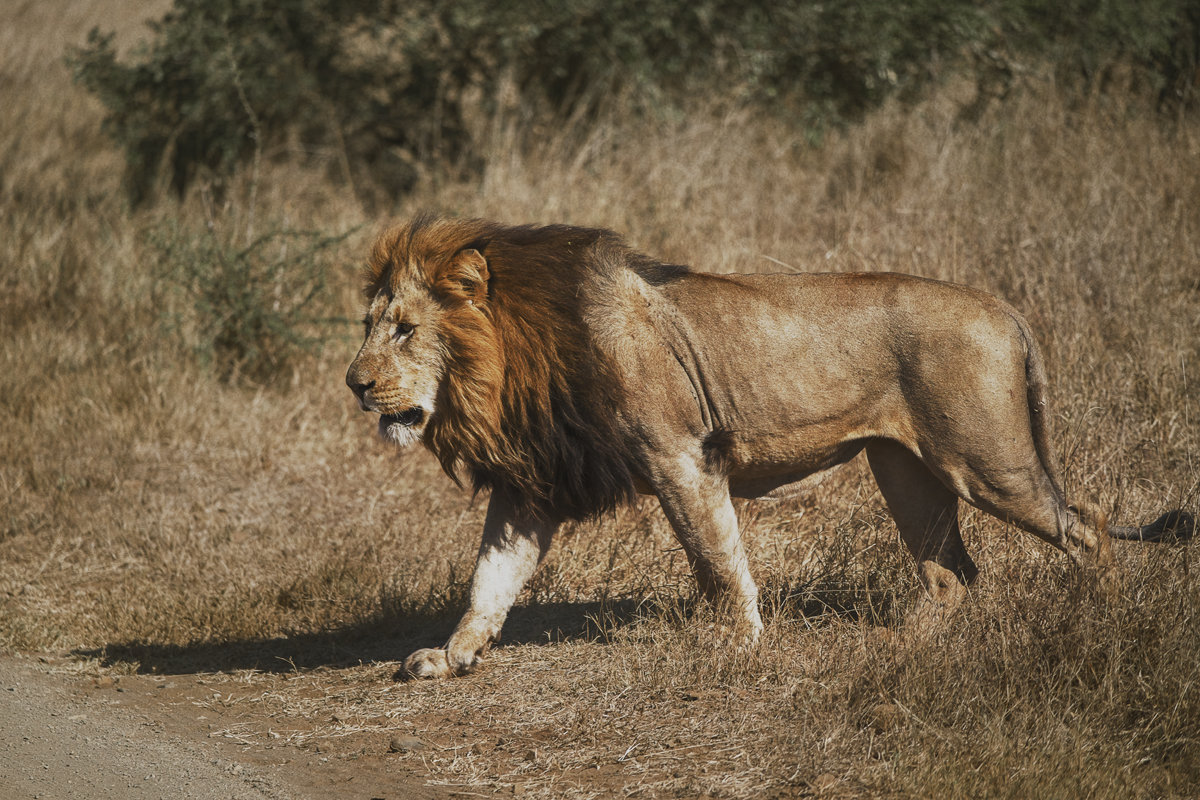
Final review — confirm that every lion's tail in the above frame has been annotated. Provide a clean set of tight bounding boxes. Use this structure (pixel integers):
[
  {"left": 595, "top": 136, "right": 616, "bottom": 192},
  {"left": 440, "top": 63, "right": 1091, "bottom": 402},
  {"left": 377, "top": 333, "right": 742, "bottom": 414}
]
[
  {"left": 1017, "top": 314, "right": 1066, "bottom": 501},
  {"left": 1018, "top": 314, "right": 1194, "bottom": 544}
]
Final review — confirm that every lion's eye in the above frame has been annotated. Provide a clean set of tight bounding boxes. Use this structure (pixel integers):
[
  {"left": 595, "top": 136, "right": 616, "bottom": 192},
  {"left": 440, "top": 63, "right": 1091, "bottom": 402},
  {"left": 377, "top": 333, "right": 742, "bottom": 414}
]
[{"left": 393, "top": 321, "right": 415, "bottom": 342}]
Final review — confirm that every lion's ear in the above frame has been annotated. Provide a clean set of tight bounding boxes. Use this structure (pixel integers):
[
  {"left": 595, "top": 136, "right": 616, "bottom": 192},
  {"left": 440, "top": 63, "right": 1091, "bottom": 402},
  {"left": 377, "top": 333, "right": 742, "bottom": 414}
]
[{"left": 436, "top": 248, "right": 490, "bottom": 305}]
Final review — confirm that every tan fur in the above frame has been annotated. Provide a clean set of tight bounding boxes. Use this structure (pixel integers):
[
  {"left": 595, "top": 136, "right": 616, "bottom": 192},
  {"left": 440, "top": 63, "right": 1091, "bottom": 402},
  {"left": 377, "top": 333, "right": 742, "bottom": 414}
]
[{"left": 346, "top": 216, "right": 1191, "bottom": 679}]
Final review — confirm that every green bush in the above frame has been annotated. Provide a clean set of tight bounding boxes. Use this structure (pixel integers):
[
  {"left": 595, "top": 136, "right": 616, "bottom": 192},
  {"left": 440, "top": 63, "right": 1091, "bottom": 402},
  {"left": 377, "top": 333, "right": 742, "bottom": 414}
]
[
  {"left": 998, "top": 0, "right": 1200, "bottom": 110},
  {"left": 150, "top": 220, "right": 349, "bottom": 384},
  {"left": 70, "top": 0, "right": 1199, "bottom": 205},
  {"left": 70, "top": 1, "right": 387, "bottom": 205}
]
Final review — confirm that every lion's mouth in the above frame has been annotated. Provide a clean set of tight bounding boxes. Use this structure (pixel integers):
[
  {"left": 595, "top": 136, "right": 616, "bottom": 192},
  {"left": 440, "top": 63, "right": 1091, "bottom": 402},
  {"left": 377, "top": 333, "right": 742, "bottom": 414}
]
[
  {"left": 378, "top": 406, "right": 428, "bottom": 448},
  {"left": 382, "top": 407, "right": 425, "bottom": 428}
]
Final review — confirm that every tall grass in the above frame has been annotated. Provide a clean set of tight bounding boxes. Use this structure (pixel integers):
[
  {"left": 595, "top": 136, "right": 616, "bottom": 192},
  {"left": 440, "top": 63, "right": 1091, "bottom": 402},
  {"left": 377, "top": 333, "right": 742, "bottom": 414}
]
[{"left": 1, "top": 2, "right": 1198, "bottom": 797}]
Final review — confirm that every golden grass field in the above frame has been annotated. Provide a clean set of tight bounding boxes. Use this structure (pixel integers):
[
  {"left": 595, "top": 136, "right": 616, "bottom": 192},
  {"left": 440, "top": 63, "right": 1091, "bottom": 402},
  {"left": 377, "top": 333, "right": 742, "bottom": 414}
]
[{"left": 2, "top": 2, "right": 1199, "bottom": 797}]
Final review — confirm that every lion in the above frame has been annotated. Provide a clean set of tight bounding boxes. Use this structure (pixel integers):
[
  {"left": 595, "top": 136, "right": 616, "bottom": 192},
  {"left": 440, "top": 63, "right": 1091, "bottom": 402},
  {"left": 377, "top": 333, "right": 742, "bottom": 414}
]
[{"left": 346, "top": 215, "right": 1194, "bottom": 680}]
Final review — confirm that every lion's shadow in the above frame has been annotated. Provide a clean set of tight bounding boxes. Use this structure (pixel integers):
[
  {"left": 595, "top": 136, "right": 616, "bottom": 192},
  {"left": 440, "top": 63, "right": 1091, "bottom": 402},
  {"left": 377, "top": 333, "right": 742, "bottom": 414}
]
[
  {"left": 72, "top": 584, "right": 888, "bottom": 676},
  {"left": 71, "top": 600, "right": 645, "bottom": 675}
]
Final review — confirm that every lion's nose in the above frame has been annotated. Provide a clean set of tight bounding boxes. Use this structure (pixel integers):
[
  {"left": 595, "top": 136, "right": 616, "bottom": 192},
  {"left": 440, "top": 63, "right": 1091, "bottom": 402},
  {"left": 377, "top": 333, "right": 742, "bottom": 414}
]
[{"left": 347, "top": 377, "right": 375, "bottom": 404}]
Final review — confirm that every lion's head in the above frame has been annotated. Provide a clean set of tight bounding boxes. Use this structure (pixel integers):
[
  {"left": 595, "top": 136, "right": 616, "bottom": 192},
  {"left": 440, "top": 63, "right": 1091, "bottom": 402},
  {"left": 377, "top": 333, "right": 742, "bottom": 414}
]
[
  {"left": 346, "top": 215, "right": 637, "bottom": 519},
  {"left": 346, "top": 220, "right": 493, "bottom": 449}
]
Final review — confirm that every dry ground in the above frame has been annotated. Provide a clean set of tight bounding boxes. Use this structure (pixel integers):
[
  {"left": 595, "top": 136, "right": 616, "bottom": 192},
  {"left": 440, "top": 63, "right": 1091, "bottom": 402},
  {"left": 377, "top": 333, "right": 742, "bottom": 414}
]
[
  {"left": 2, "top": 1, "right": 1199, "bottom": 798},
  {"left": 0, "top": 652, "right": 447, "bottom": 799}
]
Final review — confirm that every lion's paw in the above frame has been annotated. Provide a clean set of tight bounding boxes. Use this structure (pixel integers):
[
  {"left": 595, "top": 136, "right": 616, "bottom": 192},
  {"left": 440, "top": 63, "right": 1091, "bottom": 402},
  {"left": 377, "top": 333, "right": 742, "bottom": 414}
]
[{"left": 396, "top": 647, "right": 454, "bottom": 681}]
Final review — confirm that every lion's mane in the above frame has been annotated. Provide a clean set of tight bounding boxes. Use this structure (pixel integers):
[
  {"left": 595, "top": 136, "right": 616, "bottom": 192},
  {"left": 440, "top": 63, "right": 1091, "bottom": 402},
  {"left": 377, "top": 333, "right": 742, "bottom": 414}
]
[{"left": 365, "top": 215, "right": 639, "bottom": 520}]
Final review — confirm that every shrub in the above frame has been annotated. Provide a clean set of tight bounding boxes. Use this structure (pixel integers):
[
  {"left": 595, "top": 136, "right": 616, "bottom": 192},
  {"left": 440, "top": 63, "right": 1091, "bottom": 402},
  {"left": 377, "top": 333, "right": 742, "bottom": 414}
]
[
  {"left": 69, "top": 1, "right": 382, "bottom": 205},
  {"left": 70, "top": 0, "right": 1199, "bottom": 205},
  {"left": 150, "top": 220, "right": 350, "bottom": 384},
  {"left": 994, "top": 0, "right": 1200, "bottom": 111}
]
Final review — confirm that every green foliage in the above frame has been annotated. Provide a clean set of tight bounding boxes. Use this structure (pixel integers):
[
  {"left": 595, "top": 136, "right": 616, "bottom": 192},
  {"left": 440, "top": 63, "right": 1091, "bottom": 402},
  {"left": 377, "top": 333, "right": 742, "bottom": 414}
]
[
  {"left": 70, "top": 0, "right": 1199, "bottom": 205},
  {"left": 997, "top": 0, "right": 1200, "bottom": 109},
  {"left": 150, "top": 220, "right": 349, "bottom": 384},
  {"left": 70, "top": 0, "right": 383, "bottom": 205}
]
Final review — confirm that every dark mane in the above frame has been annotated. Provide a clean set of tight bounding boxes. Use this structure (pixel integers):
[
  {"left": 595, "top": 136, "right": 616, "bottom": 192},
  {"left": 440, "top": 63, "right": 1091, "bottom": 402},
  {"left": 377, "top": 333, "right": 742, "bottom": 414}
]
[{"left": 365, "top": 215, "right": 639, "bottom": 520}]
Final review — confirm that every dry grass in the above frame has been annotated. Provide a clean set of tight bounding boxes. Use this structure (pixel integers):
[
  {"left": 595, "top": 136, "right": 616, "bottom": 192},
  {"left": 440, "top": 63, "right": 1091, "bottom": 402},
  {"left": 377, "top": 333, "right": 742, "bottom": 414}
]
[{"left": 2, "top": 2, "right": 1199, "bottom": 797}]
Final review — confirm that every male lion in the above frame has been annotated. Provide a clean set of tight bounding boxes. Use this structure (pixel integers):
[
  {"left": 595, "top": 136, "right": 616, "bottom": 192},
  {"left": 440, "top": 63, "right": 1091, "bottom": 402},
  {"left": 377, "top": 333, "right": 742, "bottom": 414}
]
[{"left": 346, "top": 215, "right": 1194, "bottom": 680}]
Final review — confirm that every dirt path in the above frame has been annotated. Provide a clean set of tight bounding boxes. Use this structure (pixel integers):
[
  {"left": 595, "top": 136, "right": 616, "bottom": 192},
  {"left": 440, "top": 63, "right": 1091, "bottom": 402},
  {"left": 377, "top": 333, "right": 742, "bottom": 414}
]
[{"left": 0, "top": 654, "right": 446, "bottom": 800}]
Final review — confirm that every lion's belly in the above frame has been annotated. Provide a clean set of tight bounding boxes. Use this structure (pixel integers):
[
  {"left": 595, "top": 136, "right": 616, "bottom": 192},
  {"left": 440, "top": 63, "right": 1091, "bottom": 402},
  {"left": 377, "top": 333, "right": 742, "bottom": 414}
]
[{"left": 725, "top": 438, "right": 867, "bottom": 499}]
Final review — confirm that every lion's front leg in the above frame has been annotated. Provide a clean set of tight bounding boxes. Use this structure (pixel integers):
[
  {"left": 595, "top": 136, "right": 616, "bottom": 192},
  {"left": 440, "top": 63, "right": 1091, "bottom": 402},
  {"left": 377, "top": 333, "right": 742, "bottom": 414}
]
[
  {"left": 401, "top": 493, "right": 559, "bottom": 680},
  {"left": 653, "top": 461, "right": 764, "bottom": 644}
]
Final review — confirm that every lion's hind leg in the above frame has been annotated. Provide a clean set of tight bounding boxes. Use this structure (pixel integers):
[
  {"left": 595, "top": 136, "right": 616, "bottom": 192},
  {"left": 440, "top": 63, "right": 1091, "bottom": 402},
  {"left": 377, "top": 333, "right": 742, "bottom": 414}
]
[
  {"left": 866, "top": 440, "right": 978, "bottom": 626},
  {"left": 929, "top": 447, "right": 1118, "bottom": 594}
]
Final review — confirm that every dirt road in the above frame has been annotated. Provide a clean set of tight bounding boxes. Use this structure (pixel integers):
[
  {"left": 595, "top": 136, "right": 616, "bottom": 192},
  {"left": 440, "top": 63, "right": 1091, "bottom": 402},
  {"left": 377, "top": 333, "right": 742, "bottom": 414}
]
[{"left": 0, "top": 654, "right": 445, "bottom": 800}]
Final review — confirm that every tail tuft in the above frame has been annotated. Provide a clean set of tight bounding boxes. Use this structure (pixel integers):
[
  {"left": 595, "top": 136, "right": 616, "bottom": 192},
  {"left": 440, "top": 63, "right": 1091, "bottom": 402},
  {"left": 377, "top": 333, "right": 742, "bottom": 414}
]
[{"left": 1109, "top": 510, "right": 1195, "bottom": 543}]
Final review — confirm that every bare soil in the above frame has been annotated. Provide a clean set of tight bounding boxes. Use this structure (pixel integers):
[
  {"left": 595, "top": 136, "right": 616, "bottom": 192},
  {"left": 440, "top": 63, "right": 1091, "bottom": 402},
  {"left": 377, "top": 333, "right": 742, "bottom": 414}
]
[{"left": 0, "top": 654, "right": 447, "bottom": 800}]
